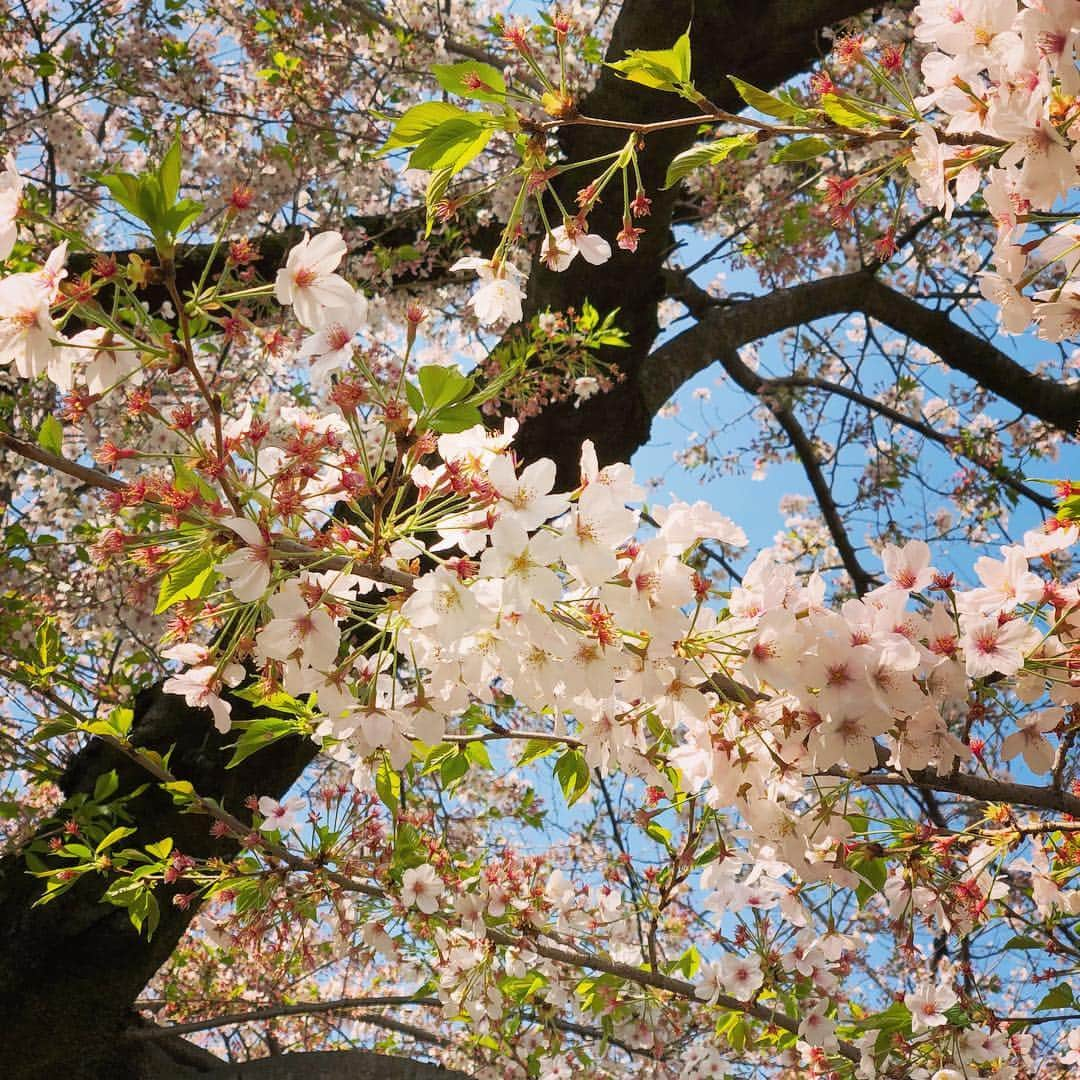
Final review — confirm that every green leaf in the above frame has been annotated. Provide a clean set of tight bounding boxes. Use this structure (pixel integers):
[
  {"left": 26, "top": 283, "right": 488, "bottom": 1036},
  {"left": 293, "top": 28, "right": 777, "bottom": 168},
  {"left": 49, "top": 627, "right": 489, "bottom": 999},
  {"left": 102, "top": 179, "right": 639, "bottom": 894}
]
[
  {"left": 1004, "top": 934, "right": 1043, "bottom": 950},
  {"left": 428, "top": 401, "right": 483, "bottom": 434},
  {"left": 98, "top": 172, "right": 143, "bottom": 218},
  {"left": 771, "top": 136, "right": 831, "bottom": 163},
  {"left": 383, "top": 102, "right": 472, "bottom": 151},
  {"left": 93, "top": 769, "right": 119, "bottom": 803},
  {"left": 376, "top": 754, "right": 401, "bottom": 815},
  {"left": 851, "top": 854, "right": 887, "bottom": 908},
  {"left": 101, "top": 876, "right": 146, "bottom": 907},
  {"left": 554, "top": 749, "right": 591, "bottom": 806},
  {"left": 158, "top": 132, "right": 182, "bottom": 208},
  {"left": 1036, "top": 983, "right": 1075, "bottom": 1011},
  {"left": 129, "top": 888, "right": 161, "bottom": 938},
  {"left": 409, "top": 120, "right": 491, "bottom": 173},
  {"left": 146, "top": 837, "right": 174, "bottom": 860},
  {"left": 433, "top": 60, "right": 506, "bottom": 102},
  {"left": 671, "top": 31, "right": 692, "bottom": 83},
  {"left": 420, "top": 742, "right": 457, "bottom": 776},
  {"left": 608, "top": 30, "right": 692, "bottom": 91},
  {"left": 155, "top": 549, "right": 216, "bottom": 614},
  {"left": 227, "top": 716, "right": 303, "bottom": 769},
  {"left": 162, "top": 197, "right": 204, "bottom": 238},
  {"left": 853, "top": 1001, "right": 912, "bottom": 1035},
  {"left": 162, "top": 779, "right": 195, "bottom": 805},
  {"left": 663, "top": 133, "right": 756, "bottom": 189},
  {"left": 676, "top": 945, "right": 701, "bottom": 979},
  {"left": 464, "top": 740, "right": 492, "bottom": 770},
  {"left": 424, "top": 167, "right": 455, "bottom": 236},
  {"left": 36, "top": 414, "right": 64, "bottom": 457},
  {"left": 728, "top": 75, "right": 802, "bottom": 120},
  {"left": 36, "top": 618, "right": 62, "bottom": 670},
  {"left": 821, "top": 93, "right": 878, "bottom": 129},
  {"left": 645, "top": 819, "right": 673, "bottom": 848},
  {"left": 96, "top": 826, "right": 137, "bottom": 855},
  {"left": 417, "top": 365, "right": 472, "bottom": 411},
  {"left": 517, "top": 739, "right": 559, "bottom": 767},
  {"left": 440, "top": 750, "right": 469, "bottom": 788}
]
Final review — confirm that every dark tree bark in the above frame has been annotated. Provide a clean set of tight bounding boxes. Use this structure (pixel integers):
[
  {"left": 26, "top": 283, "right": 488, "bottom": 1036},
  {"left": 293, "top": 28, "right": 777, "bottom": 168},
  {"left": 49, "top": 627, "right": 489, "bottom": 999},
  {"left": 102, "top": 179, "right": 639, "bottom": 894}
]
[
  {"left": 210, "top": 1051, "right": 469, "bottom": 1079},
  {"left": 0, "top": 688, "right": 317, "bottom": 1079},
  {"left": 643, "top": 269, "right": 1080, "bottom": 432}
]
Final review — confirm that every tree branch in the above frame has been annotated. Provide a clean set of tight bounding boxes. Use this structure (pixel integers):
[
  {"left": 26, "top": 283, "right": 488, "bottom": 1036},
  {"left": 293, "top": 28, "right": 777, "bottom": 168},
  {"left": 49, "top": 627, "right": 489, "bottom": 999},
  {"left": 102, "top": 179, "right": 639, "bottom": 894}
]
[
  {"left": 484, "top": 929, "right": 860, "bottom": 1064},
  {"left": 210, "top": 1050, "right": 471, "bottom": 1079},
  {"left": 767, "top": 374, "right": 1055, "bottom": 512},
  {"left": 128, "top": 997, "right": 442, "bottom": 1041},
  {"left": 649, "top": 269, "right": 1080, "bottom": 433},
  {"left": 694, "top": 340, "right": 877, "bottom": 593}
]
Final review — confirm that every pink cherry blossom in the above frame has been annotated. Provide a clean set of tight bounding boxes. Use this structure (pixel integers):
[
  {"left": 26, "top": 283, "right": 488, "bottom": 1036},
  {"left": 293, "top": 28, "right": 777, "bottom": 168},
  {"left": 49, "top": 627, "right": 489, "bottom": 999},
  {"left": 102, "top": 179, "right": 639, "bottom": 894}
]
[
  {"left": 257, "top": 795, "right": 306, "bottom": 832},
  {"left": 401, "top": 862, "right": 444, "bottom": 914},
  {"left": 274, "top": 231, "right": 357, "bottom": 329}
]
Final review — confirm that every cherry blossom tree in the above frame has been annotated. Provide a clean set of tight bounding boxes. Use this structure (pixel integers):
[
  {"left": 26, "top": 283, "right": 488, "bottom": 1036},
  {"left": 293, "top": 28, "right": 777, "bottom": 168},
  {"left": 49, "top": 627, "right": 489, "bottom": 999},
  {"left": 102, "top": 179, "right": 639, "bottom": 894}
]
[{"left": 3, "top": 3, "right": 1080, "bottom": 1080}]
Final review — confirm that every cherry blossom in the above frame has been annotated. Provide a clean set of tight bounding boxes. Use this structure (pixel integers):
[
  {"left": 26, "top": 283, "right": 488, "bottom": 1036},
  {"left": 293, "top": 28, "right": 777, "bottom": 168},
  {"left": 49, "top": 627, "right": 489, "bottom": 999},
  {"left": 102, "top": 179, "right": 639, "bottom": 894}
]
[
  {"left": 401, "top": 863, "right": 444, "bottom": 914},
  {"left": 257, "top": 795, "right": 307, "bottom": 832},
  {"left": 296, "top": 293, "right": 368, "bottom": 382},
  {"left": 274, "top": 231, "right": 358, "bottom": 330},
  {"left": 162, "top": 665, "right": 238, "bottom": 733},
  {"left": 217, "top": 517, "right": 272, "bottom": 602},
  {"left": 450, "top": 257, "right": 527, "bottom": 326},
  {"left": 0, "top": 271, "right": 55, "bottom": 378},
  {"left": 540, "top": 224, "right": 612, "bottom": 271},
  {"left": 1001, "top": 705, "right": 1062, "bottom": 772},
  {"left": 256, "top": 580, "right": 341, "bottom": 669},
  {"left": 904, "top": 981, "right": 958, "bottom": 1032},
  {"left": 0, "top": 154, "right": 23, "bottom": 261}
]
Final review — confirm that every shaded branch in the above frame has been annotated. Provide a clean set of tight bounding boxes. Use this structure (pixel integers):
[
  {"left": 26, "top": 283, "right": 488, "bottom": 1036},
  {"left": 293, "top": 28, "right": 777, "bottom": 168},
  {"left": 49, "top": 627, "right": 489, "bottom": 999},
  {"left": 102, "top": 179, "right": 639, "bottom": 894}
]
[
  {"left": 485, "top": 928, "right": 860, "bottom": 1065},
  {"left": 127, "top": 997, "right": 441, "bottom": 1041},
  {"left": 210, "top": 1050, "right": 471, "bottom": 1079},
  {"left": 649, "top": 269, "right": 1080, "bottom": 433}
]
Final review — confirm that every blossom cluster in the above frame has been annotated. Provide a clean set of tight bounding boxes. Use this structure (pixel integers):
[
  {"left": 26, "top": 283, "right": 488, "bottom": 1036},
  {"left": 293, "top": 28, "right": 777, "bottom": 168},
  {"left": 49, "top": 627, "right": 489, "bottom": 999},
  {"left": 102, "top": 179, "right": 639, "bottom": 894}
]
[{"left": 907, "top": 0, "right": 1080, "bottom": 338}]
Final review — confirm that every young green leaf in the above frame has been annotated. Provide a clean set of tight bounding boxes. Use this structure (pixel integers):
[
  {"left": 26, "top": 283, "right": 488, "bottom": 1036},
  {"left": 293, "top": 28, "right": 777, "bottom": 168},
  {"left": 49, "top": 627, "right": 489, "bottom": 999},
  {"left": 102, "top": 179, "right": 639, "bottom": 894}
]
[
  {"left": 159, "top": 133, "right": 182, "bottom": 208},
  {"left": 383, "top": 102, "right": 472, "bottom": 151},
  {"left": 433, "top": 60, "right": 507, "bottom": 102},
  {"left": 424, "top": 167, "right": 455, "bottom": 236},
  {"left": 417, "top": 364, "right": 472, "bottom": 411},
  {"left": 821, "top": 93, "right": 879, "bottom": 129},
  {"left": 771, "top": 136, "right": 831, "bottom": 163},
  {"left": 663, "top": 133, "right": 756, "bottom": 189},
  {"left": 608, "top": 30, "right": 692, "bottom": 92},
  {"left": 728, "top": 75, "right": 803, "bottom": 120},
  {"left": 554, "top": 749, "right": 591, "bottom": 806},
  {"left": 36, "top": 414, "right": 64, "bottom": 457},
  {"left": 155, "top": 549, "right": 217, "bottom": 614},
  {"left": 409, "top": 119, "right": 491, "bottom": 173}
]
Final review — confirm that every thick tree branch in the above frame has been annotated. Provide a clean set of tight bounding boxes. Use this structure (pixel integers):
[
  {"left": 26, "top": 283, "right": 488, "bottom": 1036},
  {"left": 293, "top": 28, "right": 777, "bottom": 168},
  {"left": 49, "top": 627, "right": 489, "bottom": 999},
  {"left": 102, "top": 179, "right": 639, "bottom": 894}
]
[
  {"left": 68, "top": 209, "right": 504, "bottom": 323},
  {"left": 128, "top": 997, "right": 441, "bottom": 1041},
  {"left": 648, "top": 269, "right": 1080, "bottom": 434},
  {"left": 211, "top": 1051, "right": 470, "bottom": 1079},
  {"left": 862, "top": 762, "right": 1080, "bottom": 817}
]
